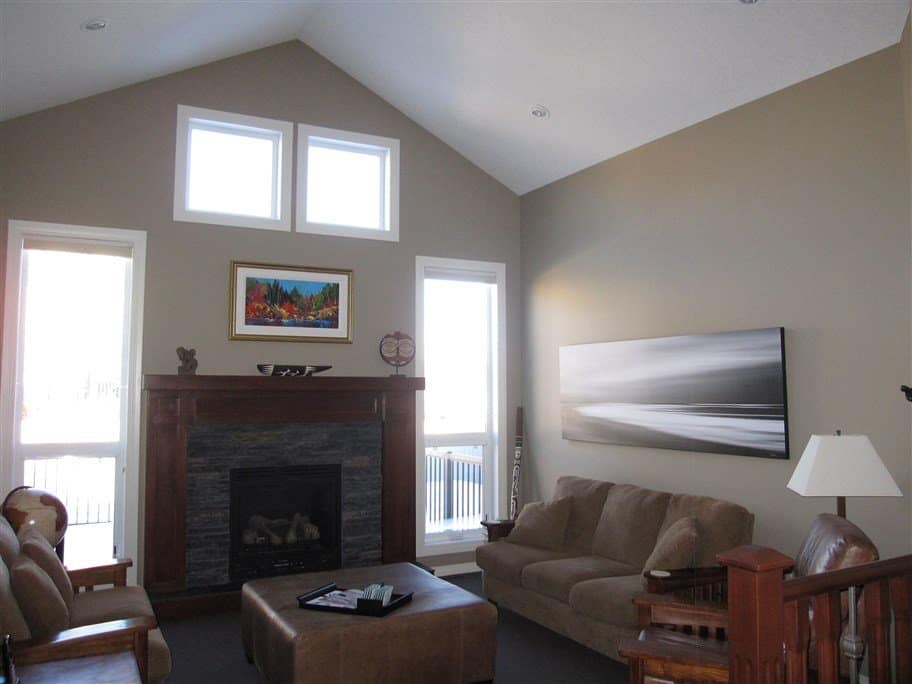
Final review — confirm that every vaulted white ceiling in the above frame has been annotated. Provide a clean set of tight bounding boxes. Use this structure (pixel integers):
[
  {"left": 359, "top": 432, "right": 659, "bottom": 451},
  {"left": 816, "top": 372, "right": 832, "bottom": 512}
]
[{"left": 1, "top": 1, "right": 908, "bottom": 194}]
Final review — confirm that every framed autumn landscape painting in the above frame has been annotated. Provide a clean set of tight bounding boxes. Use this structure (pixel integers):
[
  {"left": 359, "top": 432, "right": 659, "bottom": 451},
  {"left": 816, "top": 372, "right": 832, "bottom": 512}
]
[{"left": 230, "top": 262, "right": 352, "bottom": 343}]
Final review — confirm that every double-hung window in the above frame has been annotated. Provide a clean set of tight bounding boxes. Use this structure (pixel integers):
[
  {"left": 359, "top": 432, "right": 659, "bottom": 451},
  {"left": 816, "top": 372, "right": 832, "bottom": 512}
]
[
  {"left": 297, "top": 124, "right": 399, "bottom": 241},
  {"left": 174, "top": 105, "right": 293, "bottom": 231},
  {"left": 416, "top": 256, "right": 506, "bottom": 554}
]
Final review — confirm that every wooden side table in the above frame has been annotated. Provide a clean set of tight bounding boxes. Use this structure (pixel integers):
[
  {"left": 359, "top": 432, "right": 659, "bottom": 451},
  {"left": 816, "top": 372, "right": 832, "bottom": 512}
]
[{"left": 480, "top": 519, "right": 515, "bottom": 542}]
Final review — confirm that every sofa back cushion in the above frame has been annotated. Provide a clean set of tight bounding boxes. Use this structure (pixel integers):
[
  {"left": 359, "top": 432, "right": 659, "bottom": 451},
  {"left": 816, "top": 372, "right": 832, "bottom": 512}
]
[
  {"left": 0, "top": 515, "right": 20, "bottom": 569},
  {"left": 551, "top": 476, "right": 614, "bottom": 553},
  {"left": 658, "top": 493, "right": 754, "bottom": 565},
  {"left": 0, "top": 556, "right": 30, "bottom": 641},
  {"left": 21, "top": 529, "right": 74, "bottom": 610},
  {"left": 506, "top": 497, "right": 573, "bottom": 551},
  {"left": 591, "top": 484, "right": 671, "bottom": 567},
  {"left": 10, "top": 555, "right": 70, "bottom": 639}
]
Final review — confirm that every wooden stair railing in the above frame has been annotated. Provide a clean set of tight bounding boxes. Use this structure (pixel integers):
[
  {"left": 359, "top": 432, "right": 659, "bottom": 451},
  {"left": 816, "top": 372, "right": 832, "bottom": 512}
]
[{"left": 719, "top": 546, "right": 912, "bottom": 684}]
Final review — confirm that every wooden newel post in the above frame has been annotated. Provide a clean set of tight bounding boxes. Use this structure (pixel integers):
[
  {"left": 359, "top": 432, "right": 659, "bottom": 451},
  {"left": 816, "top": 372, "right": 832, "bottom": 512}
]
[{"left": 717, "top": 545, "right": 794, "bottom": 684}]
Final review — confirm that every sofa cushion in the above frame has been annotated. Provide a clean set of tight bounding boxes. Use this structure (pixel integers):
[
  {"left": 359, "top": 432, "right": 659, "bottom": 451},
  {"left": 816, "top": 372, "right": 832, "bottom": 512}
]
[
  {"left": 70, "top": 587, "right": 171, "bottom": 682},
  {"left": 569, "top": 574, "right": 644, "bottom": 629},
  {"left": 21, "top": 529, "right": 73, "bottom": 610},
  {"left": 552, "top": 476, "right": 614, "bottom": 553},
  {"left": 0, "top": 516, "right": 20, "bottom": 569},
  {"left": 658, "top": 493, "right": 754, "bottom": 565},
  {"left": 643, "top": 516, "right": 699, "bottom": 574},
  {"left": 520, "top": 555, "right": 638, "bottom": 603},
  {"left": 70, "top": 585, "right": 157, "bottom": 626},
  {"left": 10, "top": 555, "right": 69, "bottom": 639},
  {"left": 0, "top": 556, "right": 30, "bottom": 641},
  {"left": 591, "top": 484, "right": 671, "bottom": 568},
  {"left": 476, "top": 540, "right": 572, "bottom": 586},
  {"left": 506, "top": 497, "right": 572, "bottom": 551}
]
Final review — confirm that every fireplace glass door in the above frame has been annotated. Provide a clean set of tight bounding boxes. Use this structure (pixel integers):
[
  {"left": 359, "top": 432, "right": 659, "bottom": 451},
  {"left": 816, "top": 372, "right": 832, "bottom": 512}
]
[{"left": 229, "top": 464, "right": 341, "bottom": 582}]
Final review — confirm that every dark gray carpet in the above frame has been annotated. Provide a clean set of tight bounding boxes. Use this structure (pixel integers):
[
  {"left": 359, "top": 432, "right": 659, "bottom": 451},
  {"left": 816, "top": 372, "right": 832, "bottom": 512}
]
[{"left": 159, "top": 572, "right": 628, "bottom": 683}]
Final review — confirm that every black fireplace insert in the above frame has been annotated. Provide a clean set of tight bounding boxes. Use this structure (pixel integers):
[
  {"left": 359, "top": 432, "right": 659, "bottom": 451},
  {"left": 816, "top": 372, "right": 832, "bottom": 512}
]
[{"left": 229, "top": 464, "right": 341, "bottom": 582}]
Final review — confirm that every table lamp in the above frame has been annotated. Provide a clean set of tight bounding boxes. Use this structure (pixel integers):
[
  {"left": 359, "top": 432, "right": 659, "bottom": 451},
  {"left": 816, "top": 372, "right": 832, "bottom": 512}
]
[{"left": 787, "top": 430, "right": 902, "bottom": 518}]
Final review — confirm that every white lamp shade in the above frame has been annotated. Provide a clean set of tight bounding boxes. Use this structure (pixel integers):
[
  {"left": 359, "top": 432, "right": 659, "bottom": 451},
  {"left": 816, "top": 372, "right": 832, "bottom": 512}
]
[{"left": 787, "top": 434, "right": 902, "bottom": 498}]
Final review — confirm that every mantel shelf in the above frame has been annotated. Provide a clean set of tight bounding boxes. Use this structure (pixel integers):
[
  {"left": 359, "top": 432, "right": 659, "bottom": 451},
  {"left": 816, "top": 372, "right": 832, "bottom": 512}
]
[{"left": 143, "top": 374, "right": 424, "bottom": 392}]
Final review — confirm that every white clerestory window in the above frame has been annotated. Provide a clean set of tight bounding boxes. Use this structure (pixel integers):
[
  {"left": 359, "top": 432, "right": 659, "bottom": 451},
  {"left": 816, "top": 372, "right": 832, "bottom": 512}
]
[
  {"left": 297, "top": 124, "right": 399, "bottom": 242},
  {"left": 173, "top": 106, "right": 399, "bottom": 241},
  {"left": 174, "top": 105, "right": 293, "bottom": 231}
]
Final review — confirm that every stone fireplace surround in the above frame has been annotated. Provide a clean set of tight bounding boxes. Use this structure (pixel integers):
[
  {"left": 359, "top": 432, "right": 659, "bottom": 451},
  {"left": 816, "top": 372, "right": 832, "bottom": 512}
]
[
  {"left": 142, "top": 375, "right": 423, "bottom": 597},
  {"left": 186, "top": 422, "right": 381, "bottom": 588}
]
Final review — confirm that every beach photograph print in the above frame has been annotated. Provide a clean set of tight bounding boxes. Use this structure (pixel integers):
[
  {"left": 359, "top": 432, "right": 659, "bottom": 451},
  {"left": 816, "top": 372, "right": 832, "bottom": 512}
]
[
  {"left": 230, "top": 262, "right": 352, "bottom": 342},
  {"left": 559, "top": 327, "right": 788, "bottom": 459}
]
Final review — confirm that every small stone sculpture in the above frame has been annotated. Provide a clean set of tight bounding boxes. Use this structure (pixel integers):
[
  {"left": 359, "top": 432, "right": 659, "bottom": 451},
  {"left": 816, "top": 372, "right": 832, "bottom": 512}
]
[{"left": 177, "top": 347, "right": 198, "bottom": 375}]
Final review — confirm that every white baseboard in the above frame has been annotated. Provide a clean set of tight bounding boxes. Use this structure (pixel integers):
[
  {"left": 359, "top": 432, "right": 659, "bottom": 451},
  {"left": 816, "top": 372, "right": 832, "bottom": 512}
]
[{"left": 433, "top": 561, "right": 480, "bottom": 577}]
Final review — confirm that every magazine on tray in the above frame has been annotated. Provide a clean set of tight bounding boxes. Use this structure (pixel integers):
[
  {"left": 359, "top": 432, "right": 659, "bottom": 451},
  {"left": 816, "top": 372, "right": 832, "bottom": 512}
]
[{"left": 297, "top": 582, "right": 413, "bottom": 616}]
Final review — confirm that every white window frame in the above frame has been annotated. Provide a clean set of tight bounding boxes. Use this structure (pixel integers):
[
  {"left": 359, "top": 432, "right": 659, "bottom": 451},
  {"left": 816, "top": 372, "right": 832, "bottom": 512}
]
[
  {"left": 415, "top": 256, "right": 506, "bottom": 557},
  {"left": 173, "top": 105, "right": 293, "bottom": 232},
  {"left": 1, "top": 220, "right": 146, "bottom": 582},
  {"left": 296, "top": 123, "right": 400, "bottom": 242}
]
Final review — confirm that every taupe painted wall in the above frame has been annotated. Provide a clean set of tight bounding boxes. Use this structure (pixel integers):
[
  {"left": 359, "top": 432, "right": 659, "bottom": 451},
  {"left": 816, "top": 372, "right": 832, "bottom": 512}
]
[
  {"left": 0, "top": 41, "right": 521, "bottom": 541},
  {"left": 521, "top": 46, "right": 912, "bottom": 558}
]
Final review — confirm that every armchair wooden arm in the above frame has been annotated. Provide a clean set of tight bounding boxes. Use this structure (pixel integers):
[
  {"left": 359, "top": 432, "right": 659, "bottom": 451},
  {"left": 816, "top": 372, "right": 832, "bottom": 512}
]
[
  {"left": 619, "top": 627, "right": 730, "bottom": 683},
  {"left": 67, "top": 558, "right": 132, "bottom": 590},
  {"left": 632, "top": 592, "right": 728, "bottom": 632},
  {"left": 16, "top": 616, "right": 155, "bottom": 683},
  {"left": 642, "top": 565, "right": 728, "bottom": 594},
  {"left": 621, "top": 594, "right": 730, "bottom": 684}
]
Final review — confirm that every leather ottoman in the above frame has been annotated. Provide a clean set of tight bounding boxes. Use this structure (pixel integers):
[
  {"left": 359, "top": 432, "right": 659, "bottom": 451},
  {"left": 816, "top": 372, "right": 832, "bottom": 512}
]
[{"left": 241, "top": 562, "right": 497, "bottom": 683}]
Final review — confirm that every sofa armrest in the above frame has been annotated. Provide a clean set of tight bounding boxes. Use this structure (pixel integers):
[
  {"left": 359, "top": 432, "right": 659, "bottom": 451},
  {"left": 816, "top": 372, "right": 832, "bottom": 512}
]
[
  {"left": 15, "top": 616, "right": 155, "bottom": 683},
  {"left": 67, "top": 558, "right": 133, "bottom": 589}
]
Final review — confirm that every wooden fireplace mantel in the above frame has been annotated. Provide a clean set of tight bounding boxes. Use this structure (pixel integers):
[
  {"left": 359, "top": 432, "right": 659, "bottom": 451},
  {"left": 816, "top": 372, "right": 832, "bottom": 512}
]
[{"left": 142, "top": 374, "right": 424, "bottom": 594}]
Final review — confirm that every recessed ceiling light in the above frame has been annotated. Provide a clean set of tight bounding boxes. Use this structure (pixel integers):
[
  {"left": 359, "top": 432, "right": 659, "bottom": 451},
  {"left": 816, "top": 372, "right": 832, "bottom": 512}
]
[
  {"left": 739, "top": 0, "right": 759, "bottom": 4},
  {"left": 531, "top": 104, "right": 550, "bottom": 120},
  {"left": 81, "top": 18, "right": 109, "bottom": 31}
]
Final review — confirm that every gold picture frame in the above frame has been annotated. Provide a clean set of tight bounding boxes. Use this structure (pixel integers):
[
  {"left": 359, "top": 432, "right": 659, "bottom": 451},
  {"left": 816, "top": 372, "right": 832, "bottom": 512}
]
[{"left": 229, "top": 261, "right": 352, "bottom": 343}]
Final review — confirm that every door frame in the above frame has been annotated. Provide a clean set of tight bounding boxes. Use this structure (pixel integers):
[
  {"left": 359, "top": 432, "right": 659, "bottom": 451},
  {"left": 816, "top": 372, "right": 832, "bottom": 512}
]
[{"left": 1, "top": 220, "right": 146, "bottom": 576}]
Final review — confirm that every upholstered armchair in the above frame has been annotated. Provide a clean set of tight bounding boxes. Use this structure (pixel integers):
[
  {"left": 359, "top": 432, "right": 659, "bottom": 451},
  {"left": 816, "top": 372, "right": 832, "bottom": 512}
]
[{"left": 0, "top": 515, "right": 171, "bottom": 683}]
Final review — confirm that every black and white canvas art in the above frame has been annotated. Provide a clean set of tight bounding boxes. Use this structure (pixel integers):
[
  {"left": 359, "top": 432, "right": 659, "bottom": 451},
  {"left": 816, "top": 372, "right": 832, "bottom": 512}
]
[{"left": 559, "top": 327, "right": 788, "bottom": 459}]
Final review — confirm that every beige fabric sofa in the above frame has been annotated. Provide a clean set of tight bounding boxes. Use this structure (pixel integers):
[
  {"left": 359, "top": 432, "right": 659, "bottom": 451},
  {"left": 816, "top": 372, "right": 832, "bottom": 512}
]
[{"left": 475, "top": 476, "right": 754, "bottom": 661}]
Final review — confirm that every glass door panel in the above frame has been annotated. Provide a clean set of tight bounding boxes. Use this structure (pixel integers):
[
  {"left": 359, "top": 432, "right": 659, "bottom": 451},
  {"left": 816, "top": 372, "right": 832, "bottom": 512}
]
[
  {"left": 421, "top": 270, "right": 497, "bottom": 544},
  {"left": 425, "top": 445, "right": 484, "bottom": 534},
  {"left": 423, "top": 279, "right": 491, "bottom": 436},
  {"left": 15, "top": 248, "right": 130, "bottom": 562}
]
